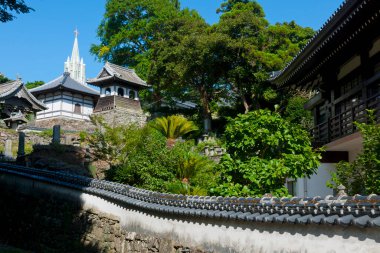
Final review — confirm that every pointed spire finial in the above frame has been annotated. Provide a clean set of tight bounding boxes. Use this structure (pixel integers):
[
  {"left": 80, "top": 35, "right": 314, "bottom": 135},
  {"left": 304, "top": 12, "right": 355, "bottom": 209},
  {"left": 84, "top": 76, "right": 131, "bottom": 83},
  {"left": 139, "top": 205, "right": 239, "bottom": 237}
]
[
  {"left": 74, "top": 28, "right": 79, "bottom": 38},
  {"left": 64, "top": 29, "right": 86, "bottom": 84}
]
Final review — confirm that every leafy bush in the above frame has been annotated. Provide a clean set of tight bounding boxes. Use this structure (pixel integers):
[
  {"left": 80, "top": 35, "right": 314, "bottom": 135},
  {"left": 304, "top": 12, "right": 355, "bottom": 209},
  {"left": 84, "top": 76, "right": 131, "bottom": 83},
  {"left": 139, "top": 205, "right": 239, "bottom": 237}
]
[
  {"left": 88, "top": 116, "right": 217, "bottom": 194},
  {"left": 212, "top": 109, "right": 320, "bottom": 197},
  {"left": 108, "top": 127, "right": 179, "bottom": 191},
  {"left": 327, "top": 111, "right": 380, "bottom": 195}
]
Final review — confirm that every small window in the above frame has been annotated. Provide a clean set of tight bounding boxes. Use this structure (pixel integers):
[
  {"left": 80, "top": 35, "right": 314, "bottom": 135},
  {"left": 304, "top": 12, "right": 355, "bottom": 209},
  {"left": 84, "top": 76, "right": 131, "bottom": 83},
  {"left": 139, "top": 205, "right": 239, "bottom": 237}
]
[
  {"left": 74, "top": 103, "right": 81, "bottom": 114},
  {"left": 129, "top": 90, "right": 135, "bottom": 99},
  {"left": 117, "top": 88, "right": 124, "bottom": 96},
  {"left": 286, "top": 180, "right": 295, "bottom": 196},
  {"left": 105, "top": 88, "right": 111, "bottom": 95}
]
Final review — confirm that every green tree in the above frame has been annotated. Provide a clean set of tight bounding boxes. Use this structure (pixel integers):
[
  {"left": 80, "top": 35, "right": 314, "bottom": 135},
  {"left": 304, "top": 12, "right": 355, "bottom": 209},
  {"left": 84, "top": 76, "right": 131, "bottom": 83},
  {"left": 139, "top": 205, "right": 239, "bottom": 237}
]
[
  {"left": 0, "top": 73, "right": 10, "bottom": 83},
  {"left": 25, "top": 80, "right": 44, "bottom": 89},
  {"left": 0, "top": 0, "right": 33, "bottom": 22},
  {"left": 214, "top": 2, "right": 314, "bottom": 113},
  {"left": 217, "top": 0, "right": 251, "bottom": 14},
  {"left": 213, "top": 109, "right": 320, "bottom": 196},
  {"left": 149, "top": 27, "right": 230, "bottom": 132},
  {"left": 327, "top": 111, "right": 380, "bottom": 195},
  {"left": 90, "top": 0, "right": 180, "bottom": 74},
  {"left": 283, "top": 95, "right": 313, "bottom": 129},
  {"left": 92, "top": 0, "right": 314, "bottom": 132}
]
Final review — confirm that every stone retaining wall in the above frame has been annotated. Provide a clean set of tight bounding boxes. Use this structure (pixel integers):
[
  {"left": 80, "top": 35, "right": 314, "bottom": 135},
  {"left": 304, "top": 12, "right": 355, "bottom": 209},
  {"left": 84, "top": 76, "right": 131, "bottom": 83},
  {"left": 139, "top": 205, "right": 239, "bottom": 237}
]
[
  {"left": 0, "top": 173, "right": 208, "bottom": 253},
  {"left": 1, "top": 169, "right": 379, "bottom": 253},
  {"left": 34, "top": 117, "right": 96, "bottom": 132},
  {"left": 93, "top": 108, "right": 147, "bottom": 128}
]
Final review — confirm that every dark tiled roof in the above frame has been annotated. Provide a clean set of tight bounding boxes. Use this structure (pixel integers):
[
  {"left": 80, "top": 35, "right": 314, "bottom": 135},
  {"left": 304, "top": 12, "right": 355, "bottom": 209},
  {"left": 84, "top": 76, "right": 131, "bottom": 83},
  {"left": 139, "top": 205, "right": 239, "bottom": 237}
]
[
  {"left": 0, "top": 162, "right": 379, "bottom": 228},
  {"left": 30, "top": 72, "right": 99, "bottom": 96},
  {"left": 0, "top": 80, "right": 47, "bottom": 110},
  {"left": 270, "top": 0, "right": 379, "bottom": 87},
  {"left": 87, "top": 62, "right": 150, "bottom": 88},
  {"left": 0, "top": 80, "right": 19, "bottom": 97}
]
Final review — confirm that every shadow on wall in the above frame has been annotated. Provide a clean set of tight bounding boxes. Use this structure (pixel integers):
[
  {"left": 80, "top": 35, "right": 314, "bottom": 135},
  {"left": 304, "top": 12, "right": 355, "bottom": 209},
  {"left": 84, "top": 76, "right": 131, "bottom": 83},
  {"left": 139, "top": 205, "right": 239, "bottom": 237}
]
[{"left": 0, "top": 185, "right": 102, "bottom": 253}]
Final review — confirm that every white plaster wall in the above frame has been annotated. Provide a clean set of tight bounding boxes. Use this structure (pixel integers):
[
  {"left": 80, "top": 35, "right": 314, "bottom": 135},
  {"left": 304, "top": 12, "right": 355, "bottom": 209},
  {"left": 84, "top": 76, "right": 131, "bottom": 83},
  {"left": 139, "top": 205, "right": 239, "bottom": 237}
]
[
  {"left": 35, "top": 91, "right": 94, "bottom": 121},
  {"left": 1, "top": 173, "right": 379, "bottom": 253},
  {"left": 295, "top": 163, "right": 336, "bottom": 197},
  {"left": 61, "top": 100, "right": 72, "bottom": 112},
  {"left": 83, "top": 103, "right": 93, "bottom": 115}
]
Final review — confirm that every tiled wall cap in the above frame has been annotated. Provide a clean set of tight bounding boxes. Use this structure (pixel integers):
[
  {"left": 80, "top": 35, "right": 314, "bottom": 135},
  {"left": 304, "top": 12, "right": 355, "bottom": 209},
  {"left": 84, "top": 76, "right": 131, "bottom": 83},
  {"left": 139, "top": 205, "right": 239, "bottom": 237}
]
[{"left": 1, "top": 163, "right": 380, "bottom": 227}]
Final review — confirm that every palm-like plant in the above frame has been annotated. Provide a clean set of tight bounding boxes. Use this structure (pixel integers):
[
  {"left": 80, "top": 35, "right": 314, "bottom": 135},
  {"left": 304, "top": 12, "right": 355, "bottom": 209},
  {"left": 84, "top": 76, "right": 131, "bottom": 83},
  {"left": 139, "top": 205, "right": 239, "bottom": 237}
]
[
  {"left": 150, "top": 115, "right": 198, "bottom": 146},
  {"left": 167, "top": 152, "right": 216, "bottom": 195}
]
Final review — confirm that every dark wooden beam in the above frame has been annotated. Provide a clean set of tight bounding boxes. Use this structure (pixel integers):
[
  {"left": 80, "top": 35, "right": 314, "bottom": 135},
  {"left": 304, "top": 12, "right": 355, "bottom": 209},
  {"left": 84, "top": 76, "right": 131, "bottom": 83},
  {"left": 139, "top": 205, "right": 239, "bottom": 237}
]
[{"left": 320, "top": 151, "right": 349, "bottom": 163}]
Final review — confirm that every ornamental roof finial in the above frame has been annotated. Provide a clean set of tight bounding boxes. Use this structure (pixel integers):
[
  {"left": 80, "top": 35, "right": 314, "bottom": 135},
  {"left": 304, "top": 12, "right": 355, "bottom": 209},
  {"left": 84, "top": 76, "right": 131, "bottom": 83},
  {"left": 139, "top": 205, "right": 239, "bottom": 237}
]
[{"left": 74, "top": 28, "right": 79, "bottom": 38}]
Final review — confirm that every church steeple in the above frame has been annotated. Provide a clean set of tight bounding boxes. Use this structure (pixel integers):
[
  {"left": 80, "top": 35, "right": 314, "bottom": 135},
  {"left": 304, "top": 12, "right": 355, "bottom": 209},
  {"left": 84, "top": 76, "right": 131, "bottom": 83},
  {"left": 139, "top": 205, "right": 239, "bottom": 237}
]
[
  {"left": 64, "top": 29, "right": 86, "bottom": 84},
  {"left": 71, "top": 29, "right": 80, "bottom": 63}
]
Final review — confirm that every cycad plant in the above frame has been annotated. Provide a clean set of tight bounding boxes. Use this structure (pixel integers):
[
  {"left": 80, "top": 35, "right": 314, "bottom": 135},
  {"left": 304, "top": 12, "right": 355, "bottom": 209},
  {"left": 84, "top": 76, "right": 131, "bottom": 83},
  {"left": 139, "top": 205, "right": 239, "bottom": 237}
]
[
  {"left": 150, "top": 115, "right": 198, "bottom": 147},
  {"left": 167, "top": 151, "right": 216, "bottom": 195}
]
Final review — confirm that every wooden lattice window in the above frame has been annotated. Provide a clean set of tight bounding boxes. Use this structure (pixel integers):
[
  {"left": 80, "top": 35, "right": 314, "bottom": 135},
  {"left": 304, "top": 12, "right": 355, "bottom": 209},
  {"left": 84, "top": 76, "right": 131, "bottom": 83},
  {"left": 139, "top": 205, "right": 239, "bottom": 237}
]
[{"left": 74, "top": 103, "right": 81, "bottom": 114}]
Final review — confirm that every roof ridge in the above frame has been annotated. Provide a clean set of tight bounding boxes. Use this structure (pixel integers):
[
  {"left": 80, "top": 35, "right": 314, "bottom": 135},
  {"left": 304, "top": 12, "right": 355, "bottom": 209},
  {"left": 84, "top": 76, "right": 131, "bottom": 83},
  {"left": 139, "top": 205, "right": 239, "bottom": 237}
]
[
  {"left": 29, "top": 75, "right": 63, "bottom": 92},
  {"left": 0, "top": 80, "right": 22, "bottom": 96},
  {"left": 270, "top": 0, "right": 364, "bottom": 84},
  {"left": 107, "top": 61, "right": 135, "bottom": 73}
]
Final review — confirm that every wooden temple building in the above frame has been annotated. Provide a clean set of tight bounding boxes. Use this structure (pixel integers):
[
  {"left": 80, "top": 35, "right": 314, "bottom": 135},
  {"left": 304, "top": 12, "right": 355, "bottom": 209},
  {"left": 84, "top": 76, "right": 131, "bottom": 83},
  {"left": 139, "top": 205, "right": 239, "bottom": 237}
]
[
  {"left": 0, "top": 79, "right": 47, "bottom": 129},
  {"left": 87, "top": 62, "right": 150, "bottom": 126},
  {"left": 29, "top": 72, "right": 99, "bottom": 122},
  {"left": 271, "top": 0, "right": 380, "bottom": 197}
]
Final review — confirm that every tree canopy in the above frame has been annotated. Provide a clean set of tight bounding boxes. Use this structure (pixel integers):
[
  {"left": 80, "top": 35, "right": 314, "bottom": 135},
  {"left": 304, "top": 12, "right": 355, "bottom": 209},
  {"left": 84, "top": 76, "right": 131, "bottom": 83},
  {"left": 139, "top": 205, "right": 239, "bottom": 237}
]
[
  {"left": 92, "top": 0, "right": 315, "bottom": 132},
  {"left": 0, "top": 73, "right": 10, "bottom": 83},
  {"left": 25, "top": 80, "right": 44, "bottom": 89},
  {"left": 0, "top": 0, "right": 33, "bottom": 22},
  {"left": 90, "top": 0, "right": 182, "bottom": 74}
]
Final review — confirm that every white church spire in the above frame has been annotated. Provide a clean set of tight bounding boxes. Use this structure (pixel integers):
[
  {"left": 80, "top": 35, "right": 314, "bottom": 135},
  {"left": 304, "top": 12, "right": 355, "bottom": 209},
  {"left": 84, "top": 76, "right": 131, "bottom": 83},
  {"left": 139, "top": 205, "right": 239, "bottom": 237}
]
[{"left": 64, "top": 29, "right": 86, "bottom": 84}]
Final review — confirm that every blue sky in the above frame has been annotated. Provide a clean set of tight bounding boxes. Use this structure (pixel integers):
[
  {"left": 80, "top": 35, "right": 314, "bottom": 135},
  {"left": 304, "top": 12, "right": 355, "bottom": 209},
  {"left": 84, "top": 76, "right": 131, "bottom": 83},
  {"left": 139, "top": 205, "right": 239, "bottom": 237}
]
[{"left": 0, "top": 0, "right": 343, "bottom": 83}]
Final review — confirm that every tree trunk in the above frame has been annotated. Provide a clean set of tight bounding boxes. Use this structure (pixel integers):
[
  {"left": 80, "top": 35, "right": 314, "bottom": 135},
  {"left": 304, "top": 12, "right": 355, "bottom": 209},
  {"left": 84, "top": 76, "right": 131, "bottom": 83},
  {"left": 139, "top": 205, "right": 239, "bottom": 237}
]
[
  {"left": 241, "top": 94, "right": 250, "bottom": 114},
  {"left": 199, "top": 85, "right": 212, "bottom": 134}
]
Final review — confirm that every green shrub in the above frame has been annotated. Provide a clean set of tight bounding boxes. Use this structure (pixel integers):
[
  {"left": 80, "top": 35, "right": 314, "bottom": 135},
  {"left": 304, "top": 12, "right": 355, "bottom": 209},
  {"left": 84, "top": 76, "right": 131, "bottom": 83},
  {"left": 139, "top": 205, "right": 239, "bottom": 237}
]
[
  {"left": 212, "top": 109, "right": 320, "bottom": 197},
  {"left": 327, "top": 110, "right": 380, "bottom": 195},
  {"left": 88, "top": 117, "right": 217, "bottom": 194}
]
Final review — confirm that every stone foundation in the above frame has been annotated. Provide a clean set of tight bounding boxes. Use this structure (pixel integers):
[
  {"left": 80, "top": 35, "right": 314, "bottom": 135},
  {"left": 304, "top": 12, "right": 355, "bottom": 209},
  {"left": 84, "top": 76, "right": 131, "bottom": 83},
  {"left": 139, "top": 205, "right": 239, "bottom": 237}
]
[
  {"left": 34, "top": 117, "right": 96, "bottom": 132},
  {"left": 93, "top": 108, "right": 148, "bottom": 127},
  {"left": 0, "top": 184, "right": 208, "bottom": 253}
]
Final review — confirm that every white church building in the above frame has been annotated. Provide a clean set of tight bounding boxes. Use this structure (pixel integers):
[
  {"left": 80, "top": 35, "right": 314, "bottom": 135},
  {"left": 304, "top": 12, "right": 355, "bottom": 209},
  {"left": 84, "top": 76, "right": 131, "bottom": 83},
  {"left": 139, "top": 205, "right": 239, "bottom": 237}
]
[{"left": 29, "top": 30, "right": 99, "bottom": 129}]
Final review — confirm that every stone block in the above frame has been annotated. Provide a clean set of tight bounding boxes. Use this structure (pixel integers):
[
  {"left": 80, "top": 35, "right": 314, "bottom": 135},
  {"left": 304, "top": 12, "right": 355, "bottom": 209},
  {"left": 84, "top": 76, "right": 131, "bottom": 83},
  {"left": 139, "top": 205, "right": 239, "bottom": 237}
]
[{"left": 125, "top": 232, "right": 137, "bottom": 241}]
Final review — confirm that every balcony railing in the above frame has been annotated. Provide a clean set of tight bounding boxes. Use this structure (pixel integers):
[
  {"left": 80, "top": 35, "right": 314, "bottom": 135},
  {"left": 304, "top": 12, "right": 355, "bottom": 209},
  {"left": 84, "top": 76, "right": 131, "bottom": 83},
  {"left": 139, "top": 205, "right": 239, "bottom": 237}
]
[{"left": 311, "top": 92, "right": 380, "bottom": 146}]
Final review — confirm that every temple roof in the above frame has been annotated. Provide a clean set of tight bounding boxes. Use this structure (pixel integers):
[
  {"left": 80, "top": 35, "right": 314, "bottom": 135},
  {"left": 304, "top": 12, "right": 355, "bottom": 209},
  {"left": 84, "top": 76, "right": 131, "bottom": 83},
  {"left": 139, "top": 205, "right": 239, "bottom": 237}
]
[
  {"left": 270, "top": 0, "right": 380, "bottom": 89},
  {"left": 0, "top": 79, "right": 47, "bottom": 111},
  {"left": 30, "top": 72, "right": 99, "bottom": 97},
  {"left": 87, "top": 62, "right": 150, "bottom": 89}
]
